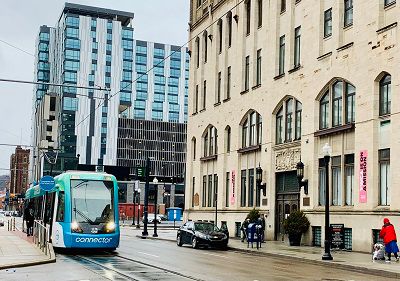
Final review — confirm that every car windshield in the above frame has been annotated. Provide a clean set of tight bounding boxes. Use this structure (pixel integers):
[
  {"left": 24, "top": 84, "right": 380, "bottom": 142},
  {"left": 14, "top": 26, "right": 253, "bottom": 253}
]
[
  {"left": 194, "top": 223, "right": 220, "bottom": 232},
  {"left": 71, "top": 179, "right": 114, "bottom": 225}
]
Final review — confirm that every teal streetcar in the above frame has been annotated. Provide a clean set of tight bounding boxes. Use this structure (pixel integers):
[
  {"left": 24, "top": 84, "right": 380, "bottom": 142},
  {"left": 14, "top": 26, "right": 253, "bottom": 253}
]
[{"left": 25, "top": 171, "right": 120, "bottom": 250}]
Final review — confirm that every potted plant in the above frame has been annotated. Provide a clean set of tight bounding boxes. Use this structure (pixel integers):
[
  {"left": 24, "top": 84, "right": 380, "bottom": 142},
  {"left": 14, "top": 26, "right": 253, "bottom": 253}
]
[{"left": 283, "top": 210, "right": 310, "bottom": 246}]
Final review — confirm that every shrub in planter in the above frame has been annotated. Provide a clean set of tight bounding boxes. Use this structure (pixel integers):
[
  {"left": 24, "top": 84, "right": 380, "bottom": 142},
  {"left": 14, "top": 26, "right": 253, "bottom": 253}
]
[
  {"left": 246, "top": 208, "right": 260, "bottom": 223},
  {"left": 283, "top": 210, "right": 310, "bottom": 246}
]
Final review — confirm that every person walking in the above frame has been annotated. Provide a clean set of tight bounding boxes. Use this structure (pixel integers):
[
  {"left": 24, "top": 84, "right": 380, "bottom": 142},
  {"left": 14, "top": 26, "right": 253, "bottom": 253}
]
[
  {"left": 25, "top": 202, "right": 34, "bottom": 236},
  {"left": 241, "top": 218, "right": 250, "bottom": 242},
  {"left": 379, "top": 218, "right": 399, "bottom": 262}
]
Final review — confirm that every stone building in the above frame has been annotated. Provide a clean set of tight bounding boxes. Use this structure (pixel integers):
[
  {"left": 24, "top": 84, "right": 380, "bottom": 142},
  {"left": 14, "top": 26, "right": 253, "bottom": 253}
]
[
  {"left": 184, "top": 0, "right": 400, "bottom": 252},
  {"left": 9, "top": 146, "right": 30, "bottom": 195}
]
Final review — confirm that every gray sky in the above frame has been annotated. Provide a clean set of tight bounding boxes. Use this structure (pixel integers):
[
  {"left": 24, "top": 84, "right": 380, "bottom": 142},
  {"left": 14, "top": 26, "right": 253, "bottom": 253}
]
[{"left": 0, "top": 0, "right": 190, "bottom": 176}]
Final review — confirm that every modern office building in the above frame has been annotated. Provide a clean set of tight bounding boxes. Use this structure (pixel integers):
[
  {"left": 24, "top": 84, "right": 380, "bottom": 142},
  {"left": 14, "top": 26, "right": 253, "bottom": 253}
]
[
  {"left": 31, "top": 3, "right": 188, "bottom": 183},
  {"left": 185, "top": 0, "right": 400, "bottom": 252}
]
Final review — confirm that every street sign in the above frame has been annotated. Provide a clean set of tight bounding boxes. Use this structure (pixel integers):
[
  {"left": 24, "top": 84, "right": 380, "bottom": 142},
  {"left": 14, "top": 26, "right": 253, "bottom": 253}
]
[
  {"left": 137, "top": 167, "right": 145, "bottom": 177},
  {"left": 39, "top": 176, "right": 55, "bottom": 192}
]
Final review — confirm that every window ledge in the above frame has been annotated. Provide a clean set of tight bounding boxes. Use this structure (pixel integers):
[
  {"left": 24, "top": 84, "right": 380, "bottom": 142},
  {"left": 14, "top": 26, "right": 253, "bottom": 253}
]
[
  {"left": 379, "top": 114, "right": 391, "bottom": 120},
  {"left": 273, "top": 140, "right": 301, "bottom": 150},
  {"left": 280, "top": 10, "right": 286, "bottom": 15},
  {"left": 214, "top": 102, "right": 221, "bottom": 107},
  {"left": 324, "top": 34, "right": 332, "bottom": 40},
  {"left": 337, "top": 42, "right": 354, "bottom": 52},
  {"left": 237, "top": 144, "right": 261, "bottom": 154},
  {"left": 199, "top": 109, "right": 206, "bottom": 113},
  {"left": 377, "top": 22, "right": 397, "bottom": 34},
  {"left": 343, "top": 23, "right": 353, "bottom": 30},
  {"left": 223, "top": 97, "right": 231, "bottom": 103},
  {"left": 288, "top": 65, "right": 302, "bottom": 74},
  {"left": 317, "top": 51, "right": 332, "bottom": 61},
  {"left": 273, "top": 73, "right": 285, "bottom": 80},
  {"left": 252, "top": 84, "right": 261, "bottom": 90},
  {"left": 192, "top": 112, "right": 198, "bottom": 116},
  {"left": 200, "top": 154, "right": 218, "bottom": 162},
  {"left": 314, "top": 123, "right": 355, "bottom": 137},
  {"left": 384, "top": 2, "right": 396, "bottom": 10},
  {"left": 240, "top": 89, "right": 249, "bottom": 95}
]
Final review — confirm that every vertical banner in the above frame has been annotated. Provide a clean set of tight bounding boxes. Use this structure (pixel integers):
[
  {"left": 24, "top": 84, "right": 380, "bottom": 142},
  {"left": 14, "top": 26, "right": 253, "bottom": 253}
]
[
  {"left": 359, "top": 150, "right": 368, "bottom": 203},
  {"left": 230, "top": 170, "right": 236, "bottom": 205}
]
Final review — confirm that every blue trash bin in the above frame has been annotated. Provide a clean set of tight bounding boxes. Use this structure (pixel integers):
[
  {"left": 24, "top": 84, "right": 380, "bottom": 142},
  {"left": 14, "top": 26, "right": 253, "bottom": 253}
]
[
  {"left": 247, "top": 223, "right": 256, "bottom": 243},
  {"left": 166, "top": 207, "right": 182, "bottom": 221}
]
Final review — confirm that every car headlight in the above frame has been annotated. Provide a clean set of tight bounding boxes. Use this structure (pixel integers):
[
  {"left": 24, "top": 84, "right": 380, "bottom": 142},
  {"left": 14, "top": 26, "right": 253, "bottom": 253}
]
[
  {"left": 197, "top": 232, "right": 207, "bottom": 239},
  {"left": 105, "top": 221, "right": 116, "bottom": 232}
]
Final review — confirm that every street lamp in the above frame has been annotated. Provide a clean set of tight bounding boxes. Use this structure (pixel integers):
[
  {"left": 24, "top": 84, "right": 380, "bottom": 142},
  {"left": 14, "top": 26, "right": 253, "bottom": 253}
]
[
  {"left": 132, "top": 184, "right": 141, "bottom": 228},
  {"left": 296, "top": 160, "right": 309, "bottom": 195},
  {"left": 322, "top": 143, "right": 333, "bottom": 261},
  {"left": 256, "top": 164, "right": 266, "bottom": 197},
  {"left": 153, "top": 177, "right": 159, "bottom": 237}
]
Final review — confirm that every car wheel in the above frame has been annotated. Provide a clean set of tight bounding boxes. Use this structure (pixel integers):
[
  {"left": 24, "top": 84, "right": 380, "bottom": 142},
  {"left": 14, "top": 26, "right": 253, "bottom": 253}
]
[
  {"left": 191, "top": 237, "right": 198, "bottom": 249},
  {"left": 177, "top": 234, "right": 183, "bottom": 247}
]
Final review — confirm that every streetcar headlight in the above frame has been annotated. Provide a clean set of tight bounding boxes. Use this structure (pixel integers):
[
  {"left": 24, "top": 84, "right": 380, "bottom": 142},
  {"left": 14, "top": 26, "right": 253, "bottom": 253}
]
[
  {"left": 71, "top": 221, "right": 80, "bottom": 232},
  {"left": 106, "top": 222, "right": 116, "bottom": 232}
]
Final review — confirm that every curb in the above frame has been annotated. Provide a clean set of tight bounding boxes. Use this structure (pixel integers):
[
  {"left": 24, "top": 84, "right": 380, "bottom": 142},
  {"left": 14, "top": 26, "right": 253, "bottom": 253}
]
[
  {"left": 228, "top": 247, "right": 400, "bottom": 279},
  {"left": 131, "top": 235, "right": 400, "bottom": 279}
]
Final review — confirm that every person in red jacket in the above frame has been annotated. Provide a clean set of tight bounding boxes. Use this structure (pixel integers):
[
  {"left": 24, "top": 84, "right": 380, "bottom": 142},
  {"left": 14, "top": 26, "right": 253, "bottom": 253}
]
[{"left": 379, "top": 218, "right": 399, "bottom": 262}]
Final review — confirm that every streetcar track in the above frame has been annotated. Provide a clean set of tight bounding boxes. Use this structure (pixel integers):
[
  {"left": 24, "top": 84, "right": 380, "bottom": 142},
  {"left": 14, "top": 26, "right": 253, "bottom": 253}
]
[
  {"left": 64, "top": 252, "right": 206, "bottom": 281},
  {"left": 71, "top": 255, "right": 139, "bottom": 281}
]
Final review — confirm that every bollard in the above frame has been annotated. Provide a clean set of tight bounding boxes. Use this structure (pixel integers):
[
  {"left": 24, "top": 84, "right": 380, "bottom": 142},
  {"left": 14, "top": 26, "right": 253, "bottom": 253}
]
[
  {"left": 174, "top": 219, "right": 176, "bottom": 229},
  {"left": 7, "top": 220, "right": 9, "bottom": 231},
  {"left": 13, "top": 218, "right": 15, "bottom": 231}
]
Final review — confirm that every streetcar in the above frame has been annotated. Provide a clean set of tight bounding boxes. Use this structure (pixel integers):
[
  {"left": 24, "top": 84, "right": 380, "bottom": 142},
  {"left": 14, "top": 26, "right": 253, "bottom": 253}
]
[{"left": 25, "top": 171, "right": 120, "bottom": 250}]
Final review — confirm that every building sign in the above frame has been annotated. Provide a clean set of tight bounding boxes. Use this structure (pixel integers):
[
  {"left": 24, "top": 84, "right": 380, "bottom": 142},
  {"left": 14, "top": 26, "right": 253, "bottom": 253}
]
[
  {"left": 230, "top": 170, "right": 236, "bottom": 205},
  {"left": 359, "top": 150, "right": 368, "bottom": 203},
  {"left": 330, "top": 224, "right": 345, "bottom": 250}
]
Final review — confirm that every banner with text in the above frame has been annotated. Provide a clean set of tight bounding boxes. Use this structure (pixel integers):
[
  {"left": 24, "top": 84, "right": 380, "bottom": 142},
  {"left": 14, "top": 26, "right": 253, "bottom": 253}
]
[
  {"left": 359, "top": 150, "right": 368, "bottom": 203},
  {"left": 230, "top": 170, "right": 236, "bottom": 205}
]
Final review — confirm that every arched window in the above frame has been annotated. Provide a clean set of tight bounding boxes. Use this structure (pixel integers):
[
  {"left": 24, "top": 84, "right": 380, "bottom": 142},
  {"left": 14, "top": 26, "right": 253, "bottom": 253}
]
[
  {"left": 195, "top": 37, "right": 200, "bottom": 68},
  {"left": 241, "top": 111, "right": 262, "bottom": 148},
  {"left": 192, "top": 137, "right": 196, "bottom": 160},
  {"left": 276, "top": 98, "right": 302, "bottom": 144},
  {"left": 379, "top": 74, "right": 391, "bottom": 116},
  {"left": 203, "top": 126, "right": 217, "bottom": 157},
  {"left": 203, "top": 31, "right": 208, "bottom": 63},
  {"left": 226, "top": 12, "right": 232, "bottom": 47},
  {"left": 225, "top": 126, "right": 231, "bottom": 152},
  {"left": 217, "top": 19, "right": 223, "bottom": 53},
  {"left": 245, "top": 0, "right": 251, "bottom": 35},
  {"left": 319, "top": 79, "right": 355, "bottom": 129}
]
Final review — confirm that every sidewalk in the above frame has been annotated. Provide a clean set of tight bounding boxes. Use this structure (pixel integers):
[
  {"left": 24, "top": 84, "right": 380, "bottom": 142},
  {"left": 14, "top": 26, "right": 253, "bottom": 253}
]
[
  {"left": 0, "top": 224, "right": 55, "bottom": 270},
  {"left": 121, "top": 226, "right": 400, "bottom": 278}
]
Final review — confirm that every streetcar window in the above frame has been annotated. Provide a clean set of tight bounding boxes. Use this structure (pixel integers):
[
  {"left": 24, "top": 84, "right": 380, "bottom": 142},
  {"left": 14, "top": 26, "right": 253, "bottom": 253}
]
[{"left": 56, "top": 191, "right": 65, "bottom": 222}]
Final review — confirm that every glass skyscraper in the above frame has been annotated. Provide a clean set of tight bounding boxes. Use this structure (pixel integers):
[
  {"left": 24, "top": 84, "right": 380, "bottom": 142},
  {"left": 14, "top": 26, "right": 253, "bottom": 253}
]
[{"left": 31, "top": 3, "right": 188, "bottom": 181}]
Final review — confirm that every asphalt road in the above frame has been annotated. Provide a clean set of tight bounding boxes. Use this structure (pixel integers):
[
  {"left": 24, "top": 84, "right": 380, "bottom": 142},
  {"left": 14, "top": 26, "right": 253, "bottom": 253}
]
[{"left": 1, "top": 228, "right": 398, "bottom": 281}]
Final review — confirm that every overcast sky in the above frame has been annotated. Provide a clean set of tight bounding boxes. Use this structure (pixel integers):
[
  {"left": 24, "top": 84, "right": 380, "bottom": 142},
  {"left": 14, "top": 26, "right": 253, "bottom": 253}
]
[{"left": 0, "top": 0, "right": 190, "bottom": 176}]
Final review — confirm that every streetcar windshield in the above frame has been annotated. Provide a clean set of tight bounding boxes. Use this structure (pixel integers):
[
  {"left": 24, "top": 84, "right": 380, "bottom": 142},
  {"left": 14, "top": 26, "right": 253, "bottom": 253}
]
[{"left": 71, "top": 180, "right": 114, "bottom": 225}]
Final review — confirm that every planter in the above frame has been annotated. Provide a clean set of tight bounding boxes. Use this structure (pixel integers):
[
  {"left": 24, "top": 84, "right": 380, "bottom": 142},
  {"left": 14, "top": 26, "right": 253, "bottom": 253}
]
[{"left": 288, "top": 233, "right": 302, "bottom": 246}]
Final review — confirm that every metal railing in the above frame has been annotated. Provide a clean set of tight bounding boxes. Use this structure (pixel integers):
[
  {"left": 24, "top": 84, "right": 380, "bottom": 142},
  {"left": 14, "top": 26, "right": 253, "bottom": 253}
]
[
  {"left": 7, "top": 218, "right": 16, "bottom": 231},
  {"left": 33, "top": 220, "right": 50, "bottom": 256}
]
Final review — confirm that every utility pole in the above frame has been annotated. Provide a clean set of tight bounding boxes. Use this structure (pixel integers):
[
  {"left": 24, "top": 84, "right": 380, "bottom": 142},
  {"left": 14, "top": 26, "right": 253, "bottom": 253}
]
[{"left": 142, "top": 157, "right": 150, "bottom": 237}]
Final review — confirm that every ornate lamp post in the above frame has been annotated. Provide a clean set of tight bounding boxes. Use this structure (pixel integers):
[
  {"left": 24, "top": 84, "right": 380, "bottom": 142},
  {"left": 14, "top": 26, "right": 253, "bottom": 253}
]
[
  {"left": 296, "top": 160, "right": 309, "bottom": 195},
  {"left": 322, "top": 143, "right": 333, "bottom": 261},
  {"left": 153, "top": 177, "right": 158, "bottom": 237},
  {"left": 256, "top": 164, "right": 266, "bottom": 196}
]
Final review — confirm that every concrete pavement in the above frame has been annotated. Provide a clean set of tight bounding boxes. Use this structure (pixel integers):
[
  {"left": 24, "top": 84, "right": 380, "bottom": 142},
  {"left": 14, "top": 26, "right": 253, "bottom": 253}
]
[
  {"left": 0, "top": 221, "right": 55, "bottom": 270},
  {"left": 121, "top": 225, "right": 400, "bottom": 279}
]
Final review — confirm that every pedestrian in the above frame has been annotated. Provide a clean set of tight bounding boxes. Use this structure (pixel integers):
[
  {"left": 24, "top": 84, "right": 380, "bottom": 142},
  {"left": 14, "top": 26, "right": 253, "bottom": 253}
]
[
  {"left": 241, "top": 218, "right": 249, "bottom": 242},
  {"left": 379, "top": 218, "right": 399, "bottom": 262},
  {"left": 25, "top": 202, "right": 34, "bottom": 236}
]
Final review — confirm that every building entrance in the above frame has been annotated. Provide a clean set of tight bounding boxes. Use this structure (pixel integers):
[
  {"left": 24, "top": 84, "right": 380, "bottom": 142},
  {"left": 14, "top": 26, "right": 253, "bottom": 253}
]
[{"left": 275, "top": 171, "right": 300, "bottom": 240}]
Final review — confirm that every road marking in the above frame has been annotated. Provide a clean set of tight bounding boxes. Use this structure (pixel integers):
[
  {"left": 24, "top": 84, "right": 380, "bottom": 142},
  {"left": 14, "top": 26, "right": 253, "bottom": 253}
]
[
  {"left": 137, "top": 251, "right": 160, "bottom": 258},
  {"left": 200, "top": 252, "right": 228, "bottom": 259}
]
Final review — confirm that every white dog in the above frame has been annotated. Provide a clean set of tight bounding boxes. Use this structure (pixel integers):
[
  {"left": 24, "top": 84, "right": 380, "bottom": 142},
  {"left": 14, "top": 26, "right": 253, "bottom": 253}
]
[{"left": 373, "top": 243, "right": 385, "bottom": 260}]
